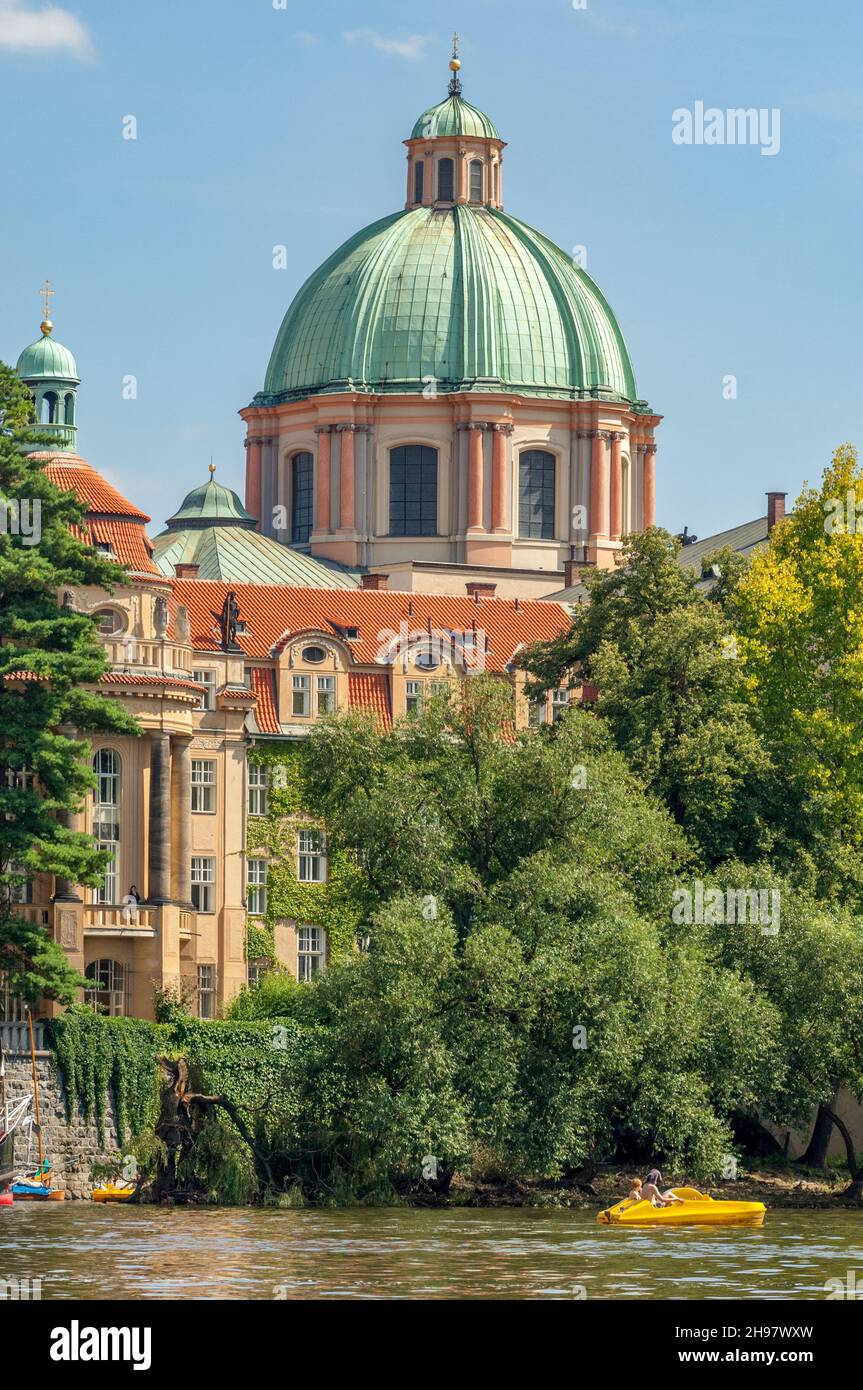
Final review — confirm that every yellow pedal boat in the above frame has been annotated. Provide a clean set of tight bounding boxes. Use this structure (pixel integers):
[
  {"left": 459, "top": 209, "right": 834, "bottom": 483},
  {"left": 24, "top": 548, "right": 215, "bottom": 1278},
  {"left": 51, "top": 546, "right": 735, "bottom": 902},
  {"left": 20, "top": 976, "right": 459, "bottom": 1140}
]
[
  {"left": 597, "top": 1186, "right": 766, "bottom": 1227},
  {"left": 92, "top": 1181, "right": 136, "bottom": 1203}
]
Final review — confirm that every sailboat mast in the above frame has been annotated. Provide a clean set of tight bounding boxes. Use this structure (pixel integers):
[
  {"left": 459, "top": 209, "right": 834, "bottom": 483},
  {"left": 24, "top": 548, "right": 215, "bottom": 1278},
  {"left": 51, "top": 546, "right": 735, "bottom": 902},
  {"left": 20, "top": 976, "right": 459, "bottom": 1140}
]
[{"left": 26, "top": 1009, "right": 44, "bottom": 1174}]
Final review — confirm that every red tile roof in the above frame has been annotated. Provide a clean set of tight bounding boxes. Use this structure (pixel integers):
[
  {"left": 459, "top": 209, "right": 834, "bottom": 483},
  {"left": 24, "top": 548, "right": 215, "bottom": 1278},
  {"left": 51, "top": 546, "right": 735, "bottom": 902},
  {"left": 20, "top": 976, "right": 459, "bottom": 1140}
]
[
  {"left": 348, "top": 672, "right": 392, "bottom": 729},
  {"left": 99, "top": 673, "right": 203, "bottom": 694},
  {"left": 171, "top": 582, "right": 571, "bottom": 670},
  {"left": 38, "top": 454, "right": 151, "bottom": 520},
  {"left": 249, "top": 667, "right": 280, "bottom": 732},
  {"left": 37, "top": 453, "right": 162, "bottom": 577}
]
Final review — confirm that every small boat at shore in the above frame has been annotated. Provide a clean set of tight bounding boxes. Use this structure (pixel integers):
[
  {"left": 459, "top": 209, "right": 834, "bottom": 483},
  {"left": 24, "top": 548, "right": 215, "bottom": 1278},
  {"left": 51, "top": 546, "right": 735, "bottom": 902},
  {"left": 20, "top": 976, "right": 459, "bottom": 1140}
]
[
  {"left": 10, "top": 1178, "right": 65, "bottom": 1201},
  {"left": 92, "top": 1180, "right": 136, "bottom": 1203},
  {"left": 597, "top": 1186, "right": 766, "bottom": 1227}
]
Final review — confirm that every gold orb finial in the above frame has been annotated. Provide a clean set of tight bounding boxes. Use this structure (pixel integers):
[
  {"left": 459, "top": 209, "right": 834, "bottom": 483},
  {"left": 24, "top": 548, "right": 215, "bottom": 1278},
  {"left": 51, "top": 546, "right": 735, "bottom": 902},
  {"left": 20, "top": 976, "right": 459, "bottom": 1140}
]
[
  {"left": 209, "top": 462, "right": 216, "bottom": 476},
  {"left": 41, "top": 319, "right": 53, "bottom": 336}
]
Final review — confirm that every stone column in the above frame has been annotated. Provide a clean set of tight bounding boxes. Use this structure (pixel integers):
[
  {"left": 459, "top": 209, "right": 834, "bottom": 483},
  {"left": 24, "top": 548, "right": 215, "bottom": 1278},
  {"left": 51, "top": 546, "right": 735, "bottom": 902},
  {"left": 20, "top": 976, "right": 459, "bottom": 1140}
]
[
  {"left": 338, "top": 425, "right": 356, "bottom": 532},
  {"left": 491, "top": 424, "right": 511, "bottom": 532},
  {"left": 245, "top": 437, "right": 263, "bottom": 528},
  {"left": 315, "top": 425, "right": 332, "bottom": 533},
  {"left": 52, "top": 809, "right": 82, "bottom": 902},
  {"left": 171, "top": 736, "right": 193, "bottom": 907},
  {"left": 643, "top": 443, "right": 657, "bottom": 528},
  {"left": 609, "top": 431, "right": 624, "bottom": 540},
  {"left": 589, "top": 431, "right": 607, "bottom": 539},
  {"left": 467, "top": 424, "right": 485, "bottom": 532},
  {"left": 147, "top": 731, "right": 172, "bottom": 905}
]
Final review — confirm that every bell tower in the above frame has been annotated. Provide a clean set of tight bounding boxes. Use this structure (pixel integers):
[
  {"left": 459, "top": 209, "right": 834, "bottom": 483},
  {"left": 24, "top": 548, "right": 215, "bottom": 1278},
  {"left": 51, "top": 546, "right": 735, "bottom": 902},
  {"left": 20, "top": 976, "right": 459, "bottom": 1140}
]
[{"left": 16, "top": 280, "right": 80, "bottom": 452}]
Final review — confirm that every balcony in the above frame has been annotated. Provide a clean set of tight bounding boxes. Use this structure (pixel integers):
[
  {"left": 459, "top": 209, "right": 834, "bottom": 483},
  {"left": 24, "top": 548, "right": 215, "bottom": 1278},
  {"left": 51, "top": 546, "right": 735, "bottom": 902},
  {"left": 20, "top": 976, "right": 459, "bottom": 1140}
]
[{"left": 84, "top": 904, "right": 156, "bottom": 938}]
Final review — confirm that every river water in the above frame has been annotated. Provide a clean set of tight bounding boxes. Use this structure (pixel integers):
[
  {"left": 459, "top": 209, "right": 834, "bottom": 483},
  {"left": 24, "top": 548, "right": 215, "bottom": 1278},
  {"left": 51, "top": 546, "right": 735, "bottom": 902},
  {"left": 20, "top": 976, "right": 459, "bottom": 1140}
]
[{"left": 1, "top": 1205, "right": 861, "bottom": 1300}]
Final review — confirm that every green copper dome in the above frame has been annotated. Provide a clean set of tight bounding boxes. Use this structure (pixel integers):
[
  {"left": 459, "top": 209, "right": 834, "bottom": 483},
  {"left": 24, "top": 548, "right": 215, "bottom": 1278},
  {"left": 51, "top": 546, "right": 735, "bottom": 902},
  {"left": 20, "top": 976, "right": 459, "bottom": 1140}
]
[
  {"left": 166, "top": 472, "right": 257, "bottom": 530},
  {"left": 411, "top": 94, "right": 500, "bottom": 140},
  {"left": 258, "top": 206, "right": 637, "bottom": 404},
  {"left": 16, "top": 331, "right": 79, "bottom": 383}
]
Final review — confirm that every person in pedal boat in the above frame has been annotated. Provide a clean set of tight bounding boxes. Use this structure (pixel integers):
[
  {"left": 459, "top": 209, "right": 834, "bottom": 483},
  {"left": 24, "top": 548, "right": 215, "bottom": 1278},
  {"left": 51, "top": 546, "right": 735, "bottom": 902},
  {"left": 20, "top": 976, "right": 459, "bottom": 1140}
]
[{"left": 641, "top": 1169, "right": 684, "bottom": 1206}]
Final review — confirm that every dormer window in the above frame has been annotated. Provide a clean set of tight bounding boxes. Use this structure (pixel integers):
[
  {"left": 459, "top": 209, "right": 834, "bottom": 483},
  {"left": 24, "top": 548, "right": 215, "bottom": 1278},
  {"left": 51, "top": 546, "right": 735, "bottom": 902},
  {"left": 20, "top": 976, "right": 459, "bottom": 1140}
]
[
  {"left": 93, "top": 607, "right": 124, "bottom": 637},
  {"left": 345, "top": 626, "right": 360, "bottom": 640},
  {"left": 95, "top": 541, "right": 115, "bottom": 558}
]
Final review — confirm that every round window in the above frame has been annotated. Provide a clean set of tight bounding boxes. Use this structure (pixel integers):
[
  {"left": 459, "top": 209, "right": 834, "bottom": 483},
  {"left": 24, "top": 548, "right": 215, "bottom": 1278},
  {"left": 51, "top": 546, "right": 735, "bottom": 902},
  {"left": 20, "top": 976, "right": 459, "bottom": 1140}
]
[
  {"left": 302, "top": 645, "right": 327, "bottom": 664},
  {"left": 414, "top": 646, "right": 439, "bottom": 671},
  {"left": 93, "top": 608, "right": 125, "bottom": 637}
]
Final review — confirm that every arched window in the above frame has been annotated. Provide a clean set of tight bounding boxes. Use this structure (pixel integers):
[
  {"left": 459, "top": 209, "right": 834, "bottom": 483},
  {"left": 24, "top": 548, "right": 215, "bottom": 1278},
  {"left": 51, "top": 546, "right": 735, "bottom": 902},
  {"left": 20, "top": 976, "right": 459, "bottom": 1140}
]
[
  {"left": 64, "top": 392, "right": 75, "bottom": 425},
  {"left": 291, "top": 452, "right": 314, "bottom": 544},
  {"left": 93, "top": 750, "right": 120, "bottom": 904},
  {"left": 389, "top": 445, "right": 438, "bottom": 537},
  {"left": 85, "top": 959, "right": 128, "bottom": 1016},
  {"left": 437, "top": 158, "right": 454, "bottom": 201},
  {"left": 518, "top": 450, "right": 556, "bottom": 539},
  {"left": 41, "top": 392, "right": 58, "bottom": 425},
  {"left": 414, "top": 161, "right": 424, "bottom": 203},
  {"left": 469, "top": 160, "right": 483, "bottom": 203}
]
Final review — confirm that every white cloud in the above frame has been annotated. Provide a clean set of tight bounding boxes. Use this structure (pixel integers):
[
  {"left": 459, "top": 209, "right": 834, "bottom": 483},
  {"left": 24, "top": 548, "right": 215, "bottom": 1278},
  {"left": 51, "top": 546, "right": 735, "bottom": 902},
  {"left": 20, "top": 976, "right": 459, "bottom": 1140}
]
[
  {"left": 0, "top": 1, "right": 94, "bottom": 59},
  {"left": 343, "top": 29, "right": 432, "bottom": 63},
  {"left": 292, "top": 31, "right": 317, "bottom": 49}
]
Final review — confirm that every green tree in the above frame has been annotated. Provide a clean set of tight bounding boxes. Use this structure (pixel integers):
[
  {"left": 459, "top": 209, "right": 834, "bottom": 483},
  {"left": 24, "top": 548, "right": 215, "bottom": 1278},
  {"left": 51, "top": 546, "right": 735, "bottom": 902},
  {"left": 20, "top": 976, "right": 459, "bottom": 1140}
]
[
  {"left": 734, "top": 445, "right": 863, "bottom": 902},
  {"left": 519, "top": 530, "right": 772, "bottom": 865},
  {"left": 0, "top": 360, "right": 139, "bottom": 1003}
]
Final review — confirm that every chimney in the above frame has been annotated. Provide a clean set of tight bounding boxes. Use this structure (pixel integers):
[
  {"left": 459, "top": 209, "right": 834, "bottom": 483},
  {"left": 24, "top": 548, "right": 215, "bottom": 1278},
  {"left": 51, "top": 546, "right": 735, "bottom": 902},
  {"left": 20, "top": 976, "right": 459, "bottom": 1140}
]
[
  {"left": 174, "top": 563, "right": 200, "bottom": 579},
  {"left": 361, "top": 573, "right": 389, "bottom": 591},
  {"left": 466, "top": 581, "right": 496, "bottom": 602},
  {"left": 767, "top": 492, "right": 786, "bottom": 532}
]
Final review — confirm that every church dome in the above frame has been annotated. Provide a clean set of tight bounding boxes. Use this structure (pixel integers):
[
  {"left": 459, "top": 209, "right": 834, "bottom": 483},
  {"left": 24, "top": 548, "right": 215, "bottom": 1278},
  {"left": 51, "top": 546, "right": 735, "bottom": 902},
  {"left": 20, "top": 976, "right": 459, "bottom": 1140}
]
[
  {"left": 410, "top": 94, "right": 500, "bottom": 140},
  {"left": 17, "top": 329, "right": 79, "bottom": 383},
  {"left": 259, "top": 205, "right": 637, "bottom": 404},
  {"left": 166, "top": 470, "right": 257, "bottom": 530}
]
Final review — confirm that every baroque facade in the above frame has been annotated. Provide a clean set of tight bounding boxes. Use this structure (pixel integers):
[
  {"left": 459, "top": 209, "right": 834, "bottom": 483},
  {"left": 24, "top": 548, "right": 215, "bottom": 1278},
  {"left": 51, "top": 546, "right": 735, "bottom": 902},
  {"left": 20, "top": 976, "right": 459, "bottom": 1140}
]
[{"left": 243, "top": 57, "right": 660, "bottom": 593}]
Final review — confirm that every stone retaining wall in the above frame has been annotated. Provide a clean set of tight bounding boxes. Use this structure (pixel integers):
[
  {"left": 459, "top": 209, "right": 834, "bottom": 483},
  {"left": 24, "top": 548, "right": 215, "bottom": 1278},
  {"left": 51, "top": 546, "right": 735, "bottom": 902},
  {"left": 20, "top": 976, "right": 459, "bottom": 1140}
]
[{"left": 1, "top": 1048, "right": 120, "bottom": 1199}]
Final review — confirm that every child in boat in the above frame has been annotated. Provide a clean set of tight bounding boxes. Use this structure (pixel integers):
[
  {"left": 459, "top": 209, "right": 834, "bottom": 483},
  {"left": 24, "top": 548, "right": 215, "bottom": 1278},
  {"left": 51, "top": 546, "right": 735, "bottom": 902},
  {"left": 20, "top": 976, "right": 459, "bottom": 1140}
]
[
  {"left": 627, "top": 1177, "right": 644, "bottom": 1203},
  {"left": 642, "top": 1169, "right": 684, "bottom": 1207}
]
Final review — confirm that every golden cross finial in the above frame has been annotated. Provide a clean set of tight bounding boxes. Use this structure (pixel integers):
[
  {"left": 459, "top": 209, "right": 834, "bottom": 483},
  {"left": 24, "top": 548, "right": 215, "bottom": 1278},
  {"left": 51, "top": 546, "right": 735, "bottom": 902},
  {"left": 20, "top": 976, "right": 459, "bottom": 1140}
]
[
  {"left": 38, "top": 277, "right": 55, "bottom": 332},
  {"left": 448, "top": 31, "right": 462, "bottom": 92}
]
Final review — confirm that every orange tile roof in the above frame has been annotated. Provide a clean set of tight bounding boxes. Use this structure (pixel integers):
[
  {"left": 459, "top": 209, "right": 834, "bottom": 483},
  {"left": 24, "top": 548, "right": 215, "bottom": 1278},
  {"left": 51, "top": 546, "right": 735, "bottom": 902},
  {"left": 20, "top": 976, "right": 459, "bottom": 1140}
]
[
  {"left": 38, "top": 454, "right": 151, "bottom": 520},
  {"left": 348, "top": 672, "right": 392, "bottom": 729},
  {"left": 38, "top": 453, "right": 162, "bottom": 578},
  {"left": 249, "top": 667, "right": 280, "bottom": 732},
  {"left": 99, "top": 673, "right": 203, "bottom": 694},
  {"left": 171, "top": 582, "right": 571, "bottom": 670}
]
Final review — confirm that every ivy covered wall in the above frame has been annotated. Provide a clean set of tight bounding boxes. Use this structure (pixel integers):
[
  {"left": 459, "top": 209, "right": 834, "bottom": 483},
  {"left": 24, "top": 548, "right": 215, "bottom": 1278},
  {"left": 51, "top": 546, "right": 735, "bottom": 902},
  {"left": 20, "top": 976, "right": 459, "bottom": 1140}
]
[{"left": 245, "top": 741, "right": 369, "bottom": 970}]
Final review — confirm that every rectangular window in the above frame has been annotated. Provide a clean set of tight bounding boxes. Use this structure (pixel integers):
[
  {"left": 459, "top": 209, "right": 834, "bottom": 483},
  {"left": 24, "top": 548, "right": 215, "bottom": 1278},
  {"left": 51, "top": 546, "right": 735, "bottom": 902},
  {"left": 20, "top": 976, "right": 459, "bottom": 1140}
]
[
  {"left": 197, "top": 964, "right": 216, "bottom": 1019},
  {"left": 406, "top": 680, "right": 423, "bottom": 715},
  {"left": 469, "top": 160, "right": 483, "bottom": 202},
  {"left": 429, "top": 680, "right": 450, "bottom": 700},
  {"left": 191, "top": 856, "right": 215, "bottom": 913},
  {"left": 0, "top": 971, "right": 27, "bottom": 1023},
  {"left": 291, "top": 452, "right": 314, "bottom": 545},
  {"left": 191, "top": 759, "right": 216, "bottom": 813},
  {"left": 518, "top": 450, "right": 556, "bottom": 540},
  {"left": 528, "top": 697, "right": 547, "bottom": 727},
  {"left": 297, "top": 925, "right": 326, "bottom": 982},
  {"left": 247, "top": 858, "right": 268, "bottom": 916},
  {"left": 292, "top": 674, "right": 311, "bottom": 717},
  {"left": 298, "top": 828, "right": 326, "bottom": 883},
  {"left": 414, "top": 160, "right": 424, "bottom": 203},
  {"left": 389, "top": 445, "right": 438, "bottom": 537},
  {"left": 193, "top": 669, "right": 217, "bottom": 711},
  {"left": 247, "top": 762, "right": 269, "bottom": 816},
  {"left": 317, "top": 675, "right": 335, "bottom": 715},
  {"left": 247, "top": 961, "right": 263, "bottom": 990},
  {"left": 552, "top": 689, "right": 570, "bottom": 722}
]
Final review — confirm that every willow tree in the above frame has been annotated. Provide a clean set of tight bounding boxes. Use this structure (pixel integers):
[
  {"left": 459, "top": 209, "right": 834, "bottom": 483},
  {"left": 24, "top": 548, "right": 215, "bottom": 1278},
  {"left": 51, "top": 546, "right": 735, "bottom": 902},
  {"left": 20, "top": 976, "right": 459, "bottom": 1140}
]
[{"left": 0, "top": 361, "right": 138, "bottom": 1004}]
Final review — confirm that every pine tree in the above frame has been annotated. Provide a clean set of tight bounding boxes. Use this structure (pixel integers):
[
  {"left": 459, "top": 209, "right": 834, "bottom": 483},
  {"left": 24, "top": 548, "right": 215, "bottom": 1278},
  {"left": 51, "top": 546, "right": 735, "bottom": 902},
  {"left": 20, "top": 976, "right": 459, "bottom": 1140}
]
[{"left": 0, "top": 361, "right": 140, "bottom": 1004}]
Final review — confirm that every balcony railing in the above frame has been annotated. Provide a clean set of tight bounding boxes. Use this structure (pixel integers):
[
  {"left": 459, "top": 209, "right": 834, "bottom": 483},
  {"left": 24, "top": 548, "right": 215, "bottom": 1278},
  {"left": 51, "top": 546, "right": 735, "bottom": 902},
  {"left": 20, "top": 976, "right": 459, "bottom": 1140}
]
[
  {"left": 102, "top": 639, "right": 192, "bottom": 674},
  {"left": 0, "top": 1020, "right": 48, "bottom": 1055},
  {"left": 84, "top": 904, "right": 156, "bottom": 934}
]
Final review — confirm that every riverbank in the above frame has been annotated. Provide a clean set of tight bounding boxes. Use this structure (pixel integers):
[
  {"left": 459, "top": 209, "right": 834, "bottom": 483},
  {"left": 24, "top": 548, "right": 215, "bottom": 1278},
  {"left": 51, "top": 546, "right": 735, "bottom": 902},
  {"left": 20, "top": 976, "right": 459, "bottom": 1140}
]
[{"left": 435, "top": 1165, "right": 861, "bottom": 1210}]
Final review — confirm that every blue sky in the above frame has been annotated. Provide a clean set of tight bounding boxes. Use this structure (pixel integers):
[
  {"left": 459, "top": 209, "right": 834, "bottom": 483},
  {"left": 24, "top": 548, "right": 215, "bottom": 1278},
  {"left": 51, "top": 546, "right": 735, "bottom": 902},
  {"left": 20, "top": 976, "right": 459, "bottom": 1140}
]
[{"left": 1, "top": 0, "right": 861, "bottom": 540}]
